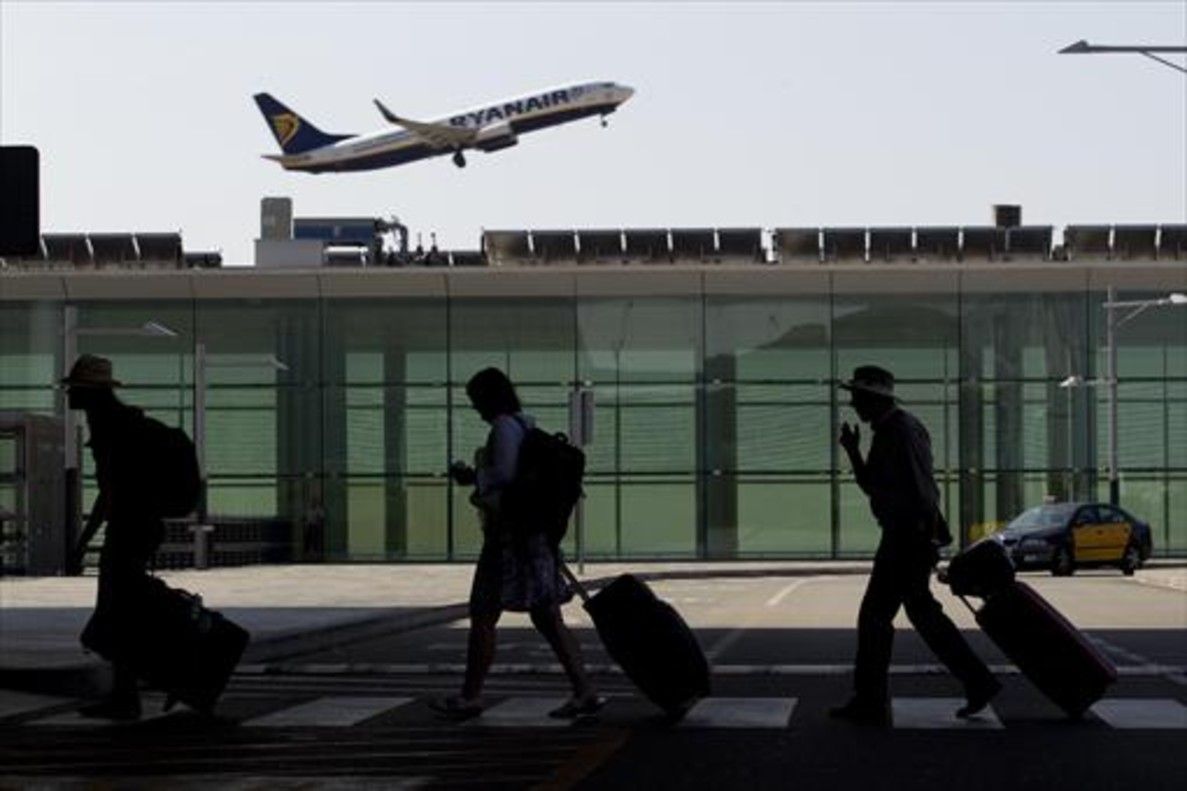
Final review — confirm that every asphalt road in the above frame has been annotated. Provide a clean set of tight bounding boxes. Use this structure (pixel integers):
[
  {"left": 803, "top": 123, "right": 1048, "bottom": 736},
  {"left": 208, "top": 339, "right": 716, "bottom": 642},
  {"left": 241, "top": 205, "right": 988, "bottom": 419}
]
[{"left": 2, "top": 570, "right": 1184, "bottom": 790}]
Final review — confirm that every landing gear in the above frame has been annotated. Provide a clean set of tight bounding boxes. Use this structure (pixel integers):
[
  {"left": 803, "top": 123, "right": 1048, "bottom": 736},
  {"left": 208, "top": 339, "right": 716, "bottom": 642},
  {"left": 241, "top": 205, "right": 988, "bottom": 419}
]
[
  {"left": 600, "top": 114, "right": 608, "bottom": 128},
  {"left": 452, "top": 150, "right": 466, "bottom": 168}
]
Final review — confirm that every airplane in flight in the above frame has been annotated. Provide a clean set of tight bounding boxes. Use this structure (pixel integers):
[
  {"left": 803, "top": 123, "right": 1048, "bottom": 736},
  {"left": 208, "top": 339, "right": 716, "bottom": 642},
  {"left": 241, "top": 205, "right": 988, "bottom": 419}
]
[{"left": 254, "top": 81, "right": 634, "bottom": 173}]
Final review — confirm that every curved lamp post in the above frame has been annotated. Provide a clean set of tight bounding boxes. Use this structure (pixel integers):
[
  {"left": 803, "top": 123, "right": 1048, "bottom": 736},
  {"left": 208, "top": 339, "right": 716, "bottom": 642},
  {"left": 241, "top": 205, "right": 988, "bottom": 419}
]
[{"left": 1059, "top": 40, "right": 1187, "bottom": 75}]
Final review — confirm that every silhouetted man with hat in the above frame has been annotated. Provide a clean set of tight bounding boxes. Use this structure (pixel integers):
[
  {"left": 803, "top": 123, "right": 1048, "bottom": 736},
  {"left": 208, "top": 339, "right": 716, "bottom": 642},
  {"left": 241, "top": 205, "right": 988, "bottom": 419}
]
[
  {"left": 63, "top": 354, "right": 164, "bottom": 720},
  {"left": 831, "top": 365, "right": 999, "bottom": 725}
]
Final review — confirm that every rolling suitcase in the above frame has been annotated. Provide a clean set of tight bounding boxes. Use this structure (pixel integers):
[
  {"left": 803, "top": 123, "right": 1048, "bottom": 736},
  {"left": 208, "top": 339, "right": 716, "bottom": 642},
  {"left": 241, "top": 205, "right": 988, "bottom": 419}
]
[
  {"left": 964, "top": 580, "right": 1116, "bottom": 718},
  {"left": 561, "top": 564, "right": 710, "bottom": 717},
  {"left": 944, "top": 538, "right": 1016, "bottom": 598},
  {"left": 81, "top": 576, "right": 250, "bottom": 714}
]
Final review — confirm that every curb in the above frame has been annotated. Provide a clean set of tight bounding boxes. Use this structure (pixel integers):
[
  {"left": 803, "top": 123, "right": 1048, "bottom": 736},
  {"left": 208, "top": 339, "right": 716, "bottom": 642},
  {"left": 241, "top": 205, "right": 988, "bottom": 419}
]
[{"left": 0, "top": 662, "right": 112, "bottom": 699}]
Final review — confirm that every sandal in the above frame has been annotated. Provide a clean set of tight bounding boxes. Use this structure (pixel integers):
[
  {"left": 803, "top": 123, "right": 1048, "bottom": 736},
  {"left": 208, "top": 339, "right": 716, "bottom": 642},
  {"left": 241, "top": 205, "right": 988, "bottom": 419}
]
[
  {"left": 429, "top": 695, "right": 484, "bottom": 720},
  {"left": 549, "top": 694, "right": 607, "bottom": 720}
]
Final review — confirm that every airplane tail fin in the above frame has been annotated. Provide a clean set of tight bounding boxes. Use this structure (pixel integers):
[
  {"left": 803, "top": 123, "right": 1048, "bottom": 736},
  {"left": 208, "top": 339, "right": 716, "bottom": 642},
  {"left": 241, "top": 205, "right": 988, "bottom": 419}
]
[{"left": 253, "top": 93, "right": 353, "bottom": 154}]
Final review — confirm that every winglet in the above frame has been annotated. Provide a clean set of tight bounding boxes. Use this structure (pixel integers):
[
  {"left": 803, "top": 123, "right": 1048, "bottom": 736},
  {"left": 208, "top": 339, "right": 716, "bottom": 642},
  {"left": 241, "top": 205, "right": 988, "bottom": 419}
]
[{"left": 373, "top": 98, "right": 402, "bottom": 126}]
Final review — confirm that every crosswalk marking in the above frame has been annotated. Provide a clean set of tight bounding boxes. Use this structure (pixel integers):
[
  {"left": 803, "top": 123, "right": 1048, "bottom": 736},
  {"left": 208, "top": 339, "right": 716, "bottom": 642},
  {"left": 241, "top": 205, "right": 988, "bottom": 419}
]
[
  {"left": 29, "top": 693, "right": 175, "bottom": 727},
  {"left": 0, "top": 691, "right": 75, "bottom": 720},
  {"left": 464, "top": 696, "right": 572, "bottom": 728},
  {"left": 243, "top": 696, "right": 414, "bottom": 727},
  {"left": 680, "top": 697, "right": 797, "bottom": 729},
  {"left": 891, "top": 698, "right": 1003, "bottom": 729},
  {"left": 1090, "top": 698, "right": 1187, "bottom": 729},
  {"left": 12, "top": 692, "right": 1187, "bottom": 731}
]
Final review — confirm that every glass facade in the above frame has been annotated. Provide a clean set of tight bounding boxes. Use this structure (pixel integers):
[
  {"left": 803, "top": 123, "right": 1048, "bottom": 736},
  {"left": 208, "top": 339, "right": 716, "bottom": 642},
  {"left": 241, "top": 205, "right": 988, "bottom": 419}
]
[{"left": 2, "top": 265, "right": 1184, "bottom": 560}]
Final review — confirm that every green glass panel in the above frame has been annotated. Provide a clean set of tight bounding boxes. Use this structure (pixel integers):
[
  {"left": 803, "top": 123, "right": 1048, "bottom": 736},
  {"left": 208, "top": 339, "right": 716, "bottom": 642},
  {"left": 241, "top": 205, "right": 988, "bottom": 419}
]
[
  {"left": 737, "top": 478, "right": 831, "bottom": 555},
  {"left": 346, "top": 480, "right": 386, "bottom": 559},
  {"left": 451, "top": 298, "right": 575, "bottom": 386},
  {"left": 0, "top": 301, "right": 61, "bottom": 386},
  {"left": 577, "top": 298, "right": 701, "bottom": 384},
  {"left": 618, "top": 479, "right": 696, "bottom": 556},
  {"left": 838, "top": 478, "right": 878, "bottom": 555},
  {"left": 405, "top": 479, "right": 449, "bottom": 558},
  {"left": 324, "top": 299, "right": 447, "bottom": 385},
  {"left": 450, "top": 485, "right": 484, "bottom": 560},
  {"left": 207, "top": 479, "right": 277, "bottom": 517},
  {"left": 566, "top": 480, "right": 618, "bottom": 558}
]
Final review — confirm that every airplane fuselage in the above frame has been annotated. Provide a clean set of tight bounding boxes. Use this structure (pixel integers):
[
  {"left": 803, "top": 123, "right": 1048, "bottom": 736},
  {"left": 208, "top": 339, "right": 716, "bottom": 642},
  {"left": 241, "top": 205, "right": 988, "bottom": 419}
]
[{"left": 268, "top": 81, "right": 632, "bottom": 173}]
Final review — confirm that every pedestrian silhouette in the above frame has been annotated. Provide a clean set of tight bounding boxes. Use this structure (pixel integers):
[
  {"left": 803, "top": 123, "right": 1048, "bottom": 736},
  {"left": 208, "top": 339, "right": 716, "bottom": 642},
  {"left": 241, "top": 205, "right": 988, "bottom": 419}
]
[
  {"left": 831, "top": 365, "right": 999, "bottom": 725},
  {"left": 431, "top": 367, "right": 604, "bottom": 720},
  {"left": 63, "top": 354, "right": 170, "bottom": 720}
]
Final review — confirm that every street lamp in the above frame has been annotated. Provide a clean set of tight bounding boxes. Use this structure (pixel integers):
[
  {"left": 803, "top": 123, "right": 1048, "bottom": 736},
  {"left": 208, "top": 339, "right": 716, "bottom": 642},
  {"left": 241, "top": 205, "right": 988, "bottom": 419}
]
[
  {"left": 1059, "top": 40, "right": 1187, "bottom": 75},
  {"left": 1101, "top": 287, "right": 1187, "bottom": 506}
]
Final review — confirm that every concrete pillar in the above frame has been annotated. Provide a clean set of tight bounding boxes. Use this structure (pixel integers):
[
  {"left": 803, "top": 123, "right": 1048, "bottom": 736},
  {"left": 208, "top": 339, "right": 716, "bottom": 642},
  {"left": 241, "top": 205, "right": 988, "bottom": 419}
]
[
  {"left": 958, "top": 357, "right": 985, "bottom": 548},
  {"left": 699, "top": 354, "right": 738, "bottom": 558},
  {"left": 383, "top": 350, "right": 408, "bottom": 557},
  {"left": 993, "top": 315, "right": 1025, "bottom": 523}
]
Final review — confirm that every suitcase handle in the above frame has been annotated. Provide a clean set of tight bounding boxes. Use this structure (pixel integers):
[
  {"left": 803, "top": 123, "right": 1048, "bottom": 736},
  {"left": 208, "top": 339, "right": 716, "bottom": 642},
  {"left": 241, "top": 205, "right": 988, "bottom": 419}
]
[
  {"left": 559, "top": 559, "right": 591, "bottom": 603},
  {"left": 958, "top": 594, "right": 978, "bottom": 616}
]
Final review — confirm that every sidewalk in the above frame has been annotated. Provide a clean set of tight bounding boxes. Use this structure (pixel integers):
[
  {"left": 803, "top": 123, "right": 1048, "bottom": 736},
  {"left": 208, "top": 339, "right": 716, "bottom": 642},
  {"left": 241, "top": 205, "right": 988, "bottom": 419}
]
[{"left": 2, "top": 559, "right": 1182, "bottom": 696}]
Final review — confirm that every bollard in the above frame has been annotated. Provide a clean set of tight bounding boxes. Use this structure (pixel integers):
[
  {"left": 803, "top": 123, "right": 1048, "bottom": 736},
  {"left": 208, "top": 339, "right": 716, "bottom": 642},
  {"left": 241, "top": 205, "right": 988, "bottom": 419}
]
[{"left": 189, "top": 524, "right": 214, "bottom": 569}]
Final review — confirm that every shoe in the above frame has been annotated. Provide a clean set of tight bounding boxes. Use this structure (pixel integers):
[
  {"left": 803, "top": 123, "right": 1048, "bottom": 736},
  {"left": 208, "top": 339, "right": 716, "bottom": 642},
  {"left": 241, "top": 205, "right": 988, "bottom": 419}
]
[
  {"left": 549, "top": 694, "right": 608, "bottom": 720},
  {"left": 429, "top": 695, "right": 484, "bottom": 720},
  {"left": 78, "top": 698, "right": 142, "bottom": 721},
  {"left": 957, "top": 678, "right": 1002, "bottom": 718},
  {"left": 828, "top": 698, "right": 890, "bottom": 726}
]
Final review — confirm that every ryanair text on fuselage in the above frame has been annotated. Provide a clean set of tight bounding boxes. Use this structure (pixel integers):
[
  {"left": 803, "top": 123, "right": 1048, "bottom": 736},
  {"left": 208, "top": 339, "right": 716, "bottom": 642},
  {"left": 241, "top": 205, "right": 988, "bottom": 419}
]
[
  {"left": 448, "top": 89, "right": 573, "bottom": 129},
  {"left": 254, "top": 81, "right": 634, "bottom": 173}
]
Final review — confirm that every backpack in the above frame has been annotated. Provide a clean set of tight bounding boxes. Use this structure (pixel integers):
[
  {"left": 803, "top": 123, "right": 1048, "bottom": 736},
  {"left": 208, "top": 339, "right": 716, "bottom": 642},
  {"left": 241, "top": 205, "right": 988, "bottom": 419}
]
[
  {"left": 502, "top": 419, "right": 586, "bottom": 546},
  {"left": 140, "top": 417, "right": 202, "bottom": 518}
]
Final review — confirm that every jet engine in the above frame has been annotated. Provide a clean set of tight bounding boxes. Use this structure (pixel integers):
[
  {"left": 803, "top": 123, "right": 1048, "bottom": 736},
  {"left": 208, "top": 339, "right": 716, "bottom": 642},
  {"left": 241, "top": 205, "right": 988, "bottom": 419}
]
[{"left": 475, "top": 122, "right": 519, "bottom": 152}]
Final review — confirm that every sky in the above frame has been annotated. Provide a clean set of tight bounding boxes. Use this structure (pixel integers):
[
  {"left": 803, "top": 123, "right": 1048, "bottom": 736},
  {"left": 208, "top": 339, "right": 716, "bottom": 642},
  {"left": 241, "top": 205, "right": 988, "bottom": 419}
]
[{"left": 2, "top": 1, "right": 1184, "bottom": 265}]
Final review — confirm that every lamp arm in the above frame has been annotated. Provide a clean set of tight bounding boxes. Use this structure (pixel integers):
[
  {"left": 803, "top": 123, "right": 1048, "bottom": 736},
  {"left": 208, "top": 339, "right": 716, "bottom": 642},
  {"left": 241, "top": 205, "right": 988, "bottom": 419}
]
[
  {"left": 1139, "top": 51, "right": 1187, "bottom": 74},
  {"left": 1114, "top": 302, "right": 1154, "bottom": 329}
]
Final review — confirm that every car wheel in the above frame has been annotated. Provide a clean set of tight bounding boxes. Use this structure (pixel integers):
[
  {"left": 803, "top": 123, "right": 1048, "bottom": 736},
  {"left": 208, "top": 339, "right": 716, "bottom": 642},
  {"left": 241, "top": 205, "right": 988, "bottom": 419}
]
[
  {"left": 1052, "top": 545, "right": 1075, "bottom": 577},
  {"left": 1120, "top": 543, "right": 1142, "bottom": 576}
]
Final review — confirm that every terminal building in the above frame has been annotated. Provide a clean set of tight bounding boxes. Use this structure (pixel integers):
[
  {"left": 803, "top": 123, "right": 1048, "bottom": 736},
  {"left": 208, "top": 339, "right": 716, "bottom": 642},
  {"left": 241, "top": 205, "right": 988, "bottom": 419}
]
[{"left": 1, "top": 202, "right": 1184, "bottom": 569}]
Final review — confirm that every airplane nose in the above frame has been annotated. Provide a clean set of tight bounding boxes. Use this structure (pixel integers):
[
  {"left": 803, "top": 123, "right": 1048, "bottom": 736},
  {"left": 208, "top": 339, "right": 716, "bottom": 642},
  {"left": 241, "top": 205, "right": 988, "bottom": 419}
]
[{"left": 617, "top": 85, "right": 635, "bottom": 103}]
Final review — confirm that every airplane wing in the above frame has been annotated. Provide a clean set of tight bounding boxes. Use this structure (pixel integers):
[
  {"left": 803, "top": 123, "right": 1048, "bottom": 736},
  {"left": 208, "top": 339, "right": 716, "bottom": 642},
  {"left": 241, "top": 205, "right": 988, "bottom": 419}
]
[{"left": 373, "top": 99, "right": 477, "bottom": 149}]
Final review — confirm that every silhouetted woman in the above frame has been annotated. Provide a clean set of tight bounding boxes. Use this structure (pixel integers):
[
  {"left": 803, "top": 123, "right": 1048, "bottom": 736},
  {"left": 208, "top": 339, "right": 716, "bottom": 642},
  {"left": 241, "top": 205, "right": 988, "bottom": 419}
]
[{"left": 432, "top": 367, "right": 603, "bottom": 720}]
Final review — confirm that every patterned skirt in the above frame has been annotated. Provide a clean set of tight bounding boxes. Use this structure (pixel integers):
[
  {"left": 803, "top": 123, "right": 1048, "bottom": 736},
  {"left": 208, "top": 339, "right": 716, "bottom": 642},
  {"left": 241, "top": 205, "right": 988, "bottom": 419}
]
[{"left": 469, "top": 526, "right": 573, "bottom": 616}]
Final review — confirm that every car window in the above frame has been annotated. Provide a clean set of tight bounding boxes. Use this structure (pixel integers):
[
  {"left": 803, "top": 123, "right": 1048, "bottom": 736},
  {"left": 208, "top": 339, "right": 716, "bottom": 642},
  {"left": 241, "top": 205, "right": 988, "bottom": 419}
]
[
  {"left": 1073, "top": 506, "right": 1100, "bottom": 525},
  {"left": 1097, "top": 505, "right": 1125, "bottom": 523},
  {"left": 1008, "top": 504, "right": 1076, "bottom": 532}
]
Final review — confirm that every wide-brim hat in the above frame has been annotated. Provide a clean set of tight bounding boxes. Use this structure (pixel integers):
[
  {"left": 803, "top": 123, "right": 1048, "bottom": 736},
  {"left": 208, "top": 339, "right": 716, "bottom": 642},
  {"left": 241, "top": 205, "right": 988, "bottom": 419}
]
[
  {"left": 60, "top": 354, "right": 122, "bottom": 388},
  {"left": 838, "top": 365, "right": 897, "bottom": 400}
]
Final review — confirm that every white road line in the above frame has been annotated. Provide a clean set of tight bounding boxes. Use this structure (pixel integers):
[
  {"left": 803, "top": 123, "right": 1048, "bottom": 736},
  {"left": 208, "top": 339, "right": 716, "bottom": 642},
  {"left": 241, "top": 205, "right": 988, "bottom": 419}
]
[
  {"left": 0, "top": 691, "right": 76, "bottom": 720},
  {"left": 1091, "top": 698, "right": 1187, "bottom": 729},
  {"left": 463, "top": 696, "right": 572, "bottom": 728},
  {"left": 765, "top": 579, "right": 812, "bottom": 608},
  {"left": 709, "top": 578, "right": 818, "bottom": 661},
  {"left": 1087, "top": 634, "right": 1185, "bottom": 686},
  {"left": 679, "top": 697, "right": 797, "bottom": 729},
  {"left": 891, "top": 697, "right": 1003, "bottom": 729},
  {"left": 30, "top": 693, "right": 175, "bottom": 727},
  {"left": 237, "top": 662, "right": 1187, "bottom": 677},
  {"left": 244, "top": 696, "right": 413, "bottom": 727},
  {"left": 0, "top": 777, "right": 434, "bottom": 790}
]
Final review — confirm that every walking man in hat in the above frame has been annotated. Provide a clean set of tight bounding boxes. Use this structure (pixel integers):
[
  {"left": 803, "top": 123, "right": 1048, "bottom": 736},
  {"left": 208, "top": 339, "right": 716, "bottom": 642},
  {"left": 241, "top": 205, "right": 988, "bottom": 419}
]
[
  {"left": 64, "top": 354, "right": 164, "bottom": 720},
  {"left": 830, "top": 365, "right": 999, "bottom": 725}
]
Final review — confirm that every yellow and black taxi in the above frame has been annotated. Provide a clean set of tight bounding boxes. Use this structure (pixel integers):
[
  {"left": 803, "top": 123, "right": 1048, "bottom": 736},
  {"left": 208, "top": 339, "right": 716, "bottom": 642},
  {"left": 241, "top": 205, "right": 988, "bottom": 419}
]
[{"left": 995, "top": 502, "right": 1153, "bottom": 576}]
